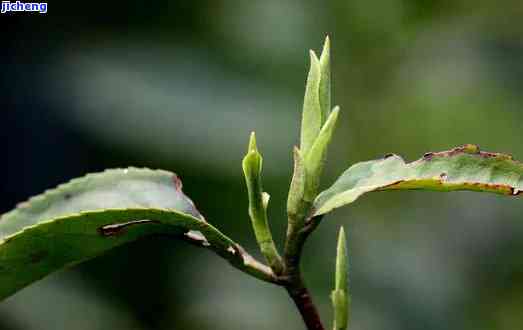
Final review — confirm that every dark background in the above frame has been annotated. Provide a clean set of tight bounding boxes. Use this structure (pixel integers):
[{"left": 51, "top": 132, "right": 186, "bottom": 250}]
[{"left": 2, "top": 1, "right": 523, "bottom": 329}]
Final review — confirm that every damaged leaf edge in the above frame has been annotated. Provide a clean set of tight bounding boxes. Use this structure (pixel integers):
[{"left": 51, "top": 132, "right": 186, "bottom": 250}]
[{"left": 314, "top": 144, "right": 523, "bottom": 216}]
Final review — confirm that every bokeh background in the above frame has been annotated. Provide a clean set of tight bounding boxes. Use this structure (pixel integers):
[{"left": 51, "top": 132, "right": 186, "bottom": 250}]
[{"left": 2, "top": 1, "right": 523, "bottom": 329}]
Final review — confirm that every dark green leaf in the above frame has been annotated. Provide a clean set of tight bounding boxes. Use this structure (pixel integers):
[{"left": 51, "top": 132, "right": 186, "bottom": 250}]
[{"left": 0, "top": 168, "right": 273, "bottom": 300}]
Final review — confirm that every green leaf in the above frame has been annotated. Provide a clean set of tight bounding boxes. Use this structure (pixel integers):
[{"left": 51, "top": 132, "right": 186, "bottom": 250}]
[
  {"left": 242, "top": 133, "right": 283, "bottom": 274},
  {"left": 331, "top": 227, "right": 349, "bottom": 330},
  {"left": 304, "top": 106, "right": 340, "bottom": 202},
  {"left": 0, "top": 168, "right": 273, "bottom": 300},
  {"left": 300, "top": 50, "right": 322, "bottom": 155},
  {"left": 287, "top": 147, "right": 308, "bottom": 221},
  {"left": 314, "top": 145, "right": 523, "bottom": 216},
  {"left": 319, "top": 36, "right": 331, "bottom": 124},
  {"left": 334, "top": 227, "right": 348, "bottom": 293},
  {"left": 298, "top": 38, "right": 337, "bottom": 203}
]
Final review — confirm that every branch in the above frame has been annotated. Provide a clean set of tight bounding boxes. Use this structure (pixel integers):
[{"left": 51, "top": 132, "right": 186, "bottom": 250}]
[
  {"left": 281, "top": 214, "right": 327, "bottom": 330},
  {"left": 286, "top": 278, "right": 325, "bottom": 330}
]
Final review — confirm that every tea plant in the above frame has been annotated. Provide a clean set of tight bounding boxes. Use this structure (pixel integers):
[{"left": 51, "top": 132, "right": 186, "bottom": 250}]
[{"left": 2, "top": 38, "right": 523, "bottom": 330}]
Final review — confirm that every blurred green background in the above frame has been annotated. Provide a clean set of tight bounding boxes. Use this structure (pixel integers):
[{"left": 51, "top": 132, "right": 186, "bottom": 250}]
[{"left": 2, "top": 1, "right": 523, "bottom": 329}]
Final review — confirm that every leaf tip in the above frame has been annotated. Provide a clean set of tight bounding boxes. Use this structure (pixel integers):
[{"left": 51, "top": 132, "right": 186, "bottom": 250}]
[
  {"left": 327, "top": 106, "right": 340, "bottom": 124},
  {"left": 262, "top": 192, "right": 270, "bottom": 209},
  {"left": 309, "top": 49, "right": 320, "bottom": 64},
  {"left": 338, "top": 225, "right": 346, "bottom": 243},
  {"left": 320, "top": 35, "right": 330, "bottom": 61},
  {"left": 332, "top": 225, "right": 350, "bottom": 329},
  {"left": 242, "top": 132, "right": 262, "bottom": 178},
  {"left": 335, "top": 226, "right": 348, "bottom": 292},
  {"left": 248, "top": 131, "right": 258, "bottom": 153}
]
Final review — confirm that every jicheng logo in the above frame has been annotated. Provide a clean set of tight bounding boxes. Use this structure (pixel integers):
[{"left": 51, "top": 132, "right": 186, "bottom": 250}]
[{"left": 1, "top": 1, "right": 47, "bottom": 14}]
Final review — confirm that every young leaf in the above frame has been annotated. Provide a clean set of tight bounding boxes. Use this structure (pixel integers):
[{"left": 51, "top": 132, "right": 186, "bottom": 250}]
[
  {"left": 287, "top": 147, "right": 307, "bottom": 221},
  {"left": 319, "top": 36, "right": 331, "bottom": 124},
  {"left": 314, "top": 145, "right": 523, "bottom": 216},
  {"left": 304, "top": 106, "right": 340, "bottom": 202},
  {"left": 0, "top": 168, "right": 274, "bottom": 300},
  {"left": 331, "top": 227, "right": 349, "bottom": 330},
  {"left": 299, "top": 38, "right": 338, "bottom": 203},
  {"left": 242, "top": 133, "right": 283, "bottom": 274},
  {"left": 334, "top": 227, "right": 348, "bottom": 296},
  {"left": 300, "top": 50, "right": 322, "bottom": 155}
]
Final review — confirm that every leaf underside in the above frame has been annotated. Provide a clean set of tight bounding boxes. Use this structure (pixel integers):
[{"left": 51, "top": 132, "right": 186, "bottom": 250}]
[
  {"left": 314, "top": 145, "right": 523, "bottom": 216},
  {"left": 0, "top": 168, "right": 240, "bottom": 300}
]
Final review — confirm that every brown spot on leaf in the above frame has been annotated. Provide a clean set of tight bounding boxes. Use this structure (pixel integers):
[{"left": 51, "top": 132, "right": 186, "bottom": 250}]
[
  {"left": 479, "top": 152, "right": 497, "bottom": 158},
  {"left": 416, "top": 145, "right": 521, "bottom": 166},
  {"left": 479, "top": 151, "right": 513, "bottom": 161},
  {"left": 184, "top": 230, "right": 210, "bottom": 247},
  {"left": 460, "top": 181, "right": 514, "bottom": 194},
  {"left": 15, "top": 201, "right": 29, "bottom": 209},
  {"left": 30, "top": 251, "right": 48, "bottom": 263},
  {"left": 98, "top": 220, "right": 158, "bottom": 237},
  {"left": 172, "top": 174, "right": 183, "bottom": 191},
  {"left": 377, "top": 180, "right": 406, "bottom": 190},
  {"left": 227, "top": 246, "right": 236, "bottom": 255}
]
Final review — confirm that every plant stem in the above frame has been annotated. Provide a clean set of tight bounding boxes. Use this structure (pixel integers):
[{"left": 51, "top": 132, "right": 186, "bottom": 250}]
[
  {"left": 282, "top": 214, "right": 326, "bottom": 330},
  {"left": 285, "top": 276, "right": 325, "bottom": 330}
]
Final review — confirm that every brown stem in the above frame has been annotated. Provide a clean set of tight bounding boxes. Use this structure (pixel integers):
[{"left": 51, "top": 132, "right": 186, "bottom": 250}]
[
  {"left": 285, "top": 277, "right": 325, "bottom": 330},
  {"left": 282, "top": 214, "right": 326, "bottom": 330}
]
